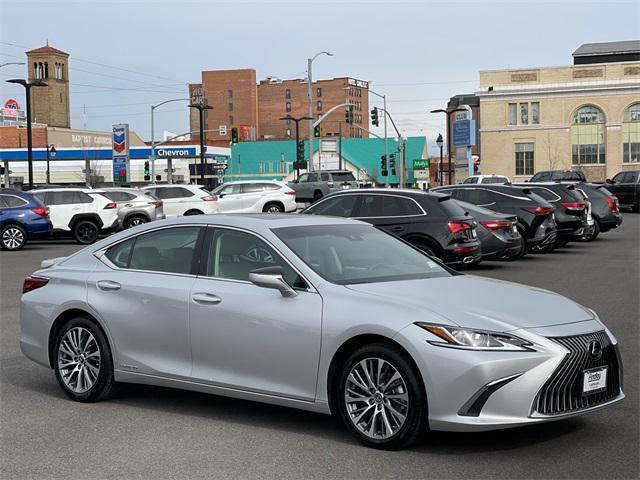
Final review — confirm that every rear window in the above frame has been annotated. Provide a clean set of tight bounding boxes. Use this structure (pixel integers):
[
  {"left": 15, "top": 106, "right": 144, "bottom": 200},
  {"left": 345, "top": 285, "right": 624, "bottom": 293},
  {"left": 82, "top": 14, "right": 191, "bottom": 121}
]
[
  {"left": 331, "top": 172, "right": 356, "bottom": 183},
  {"left": 531, "top": 188, "right": 559, "bottom": 201},
  {"left": 0, "top": 194, "right": 28, "bottom": 208},
  {"left": 481, "top": 177, "right": 508, "bottom": 184}
]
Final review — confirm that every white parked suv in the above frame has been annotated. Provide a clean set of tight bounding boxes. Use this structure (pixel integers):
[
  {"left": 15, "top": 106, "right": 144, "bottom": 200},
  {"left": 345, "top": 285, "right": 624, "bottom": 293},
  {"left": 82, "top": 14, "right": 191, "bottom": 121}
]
[
  {"left": 140, "top": 184, "right": 221, "bottom": 218},
  {"left": 210, "top": 180, "right": 297, "bottom": 213},
  {"left": 29, "top": 188, "right": 119, "bottom": 244},
  {"left": 462, "top": 174, "right": 510, "bottom": 185}
]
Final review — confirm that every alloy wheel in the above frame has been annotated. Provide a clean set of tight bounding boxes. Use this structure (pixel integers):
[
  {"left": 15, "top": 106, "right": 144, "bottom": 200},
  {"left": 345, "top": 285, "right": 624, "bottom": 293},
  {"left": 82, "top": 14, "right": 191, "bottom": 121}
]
[
  {"left": 2, "top": 227, "right": 24, "bottom": 249},
  {"left": 77, "top": 223, "right": 98, "bottom": 243},
  {"left": 266, "top": 205, "right": 282, "bottom": 213},
  {"left": 128, "top": 217, "right": 146, "bottom": 227},
  {"left": 57, "top": 327, "right": 101, "bottom": 393},
  {"left": 344, "top": 357, "right": 409, "bottom": 440}
]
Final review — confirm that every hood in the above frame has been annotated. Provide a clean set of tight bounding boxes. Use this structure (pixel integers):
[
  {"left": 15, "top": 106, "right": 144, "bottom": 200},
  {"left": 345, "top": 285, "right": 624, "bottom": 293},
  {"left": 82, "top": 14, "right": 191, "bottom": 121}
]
[{"left": 345, "top": 275, "right": 593, "bottom": 331}]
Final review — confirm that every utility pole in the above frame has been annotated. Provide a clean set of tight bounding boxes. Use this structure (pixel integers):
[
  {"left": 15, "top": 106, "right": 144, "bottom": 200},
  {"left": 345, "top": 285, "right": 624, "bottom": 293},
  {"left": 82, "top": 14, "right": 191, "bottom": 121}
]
[
  {"left": 281, "top": 115, "right": 312, "bottom": 179},
  {"left": 189, "top": 103, "right": 213, "bottom": 186},
  {"left": 338, "top": 122, "right": 342, "bottom": 170},
  {"left": 307, "top": 51, "right": 333, "bottom": 172},
  {"left": 150, "top": 98, "right": 189, "bottom": 184}
]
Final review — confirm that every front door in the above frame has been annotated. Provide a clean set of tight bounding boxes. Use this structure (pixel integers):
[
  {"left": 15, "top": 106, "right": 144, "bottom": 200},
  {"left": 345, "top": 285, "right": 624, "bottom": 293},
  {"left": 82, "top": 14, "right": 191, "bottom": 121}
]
[
  {"left": 216, "top": 184, "right": 244, "bottom": 212},
  {"left": 88, "top": 225, "right": 202, "bottom": 378},
  {"left": 189, "top": 227, "right": 322, "bottom": 400}
]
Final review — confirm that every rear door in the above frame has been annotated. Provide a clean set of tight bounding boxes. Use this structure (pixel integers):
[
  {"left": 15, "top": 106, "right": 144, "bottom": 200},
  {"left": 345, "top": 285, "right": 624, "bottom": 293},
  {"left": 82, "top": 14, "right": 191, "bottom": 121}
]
[
  {"left": 303, "top": 193, "right": 360, "bottom": 217},
  {"left": 216, "top": 184, "right": 244, "bottom": 212},
  {"left": 239, "top": 183, "right": 267, "bottom": 211},
  {"left": 42, "top": 191, "right": 78, "bottom": 230},
  {"left": 354, "top": 193, "right": 421, "bottom": 236},
  {"left": 154, "top": 187, "right": 194, "bottom": 217}
]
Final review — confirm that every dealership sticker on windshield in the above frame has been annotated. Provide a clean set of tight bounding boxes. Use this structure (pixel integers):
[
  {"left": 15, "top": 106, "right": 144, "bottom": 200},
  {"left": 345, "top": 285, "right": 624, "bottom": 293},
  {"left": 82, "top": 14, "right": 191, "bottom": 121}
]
[{"left": 582, "top": 367, "right": 607, "bottom": 395}]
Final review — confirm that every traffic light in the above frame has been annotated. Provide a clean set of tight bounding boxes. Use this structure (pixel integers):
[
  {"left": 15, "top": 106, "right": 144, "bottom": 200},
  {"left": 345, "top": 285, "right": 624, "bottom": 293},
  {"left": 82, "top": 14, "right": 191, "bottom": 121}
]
[
  {"left": 314, "top": 124, "right": 321, "bottom": 138},
  {"left": 389, "top": 153, "right": 396, "bottom": 176},
  {"left": 371, "top": 108, "right": 379, "bottom": 127},
  {"left": 296, "top": 140, "right": 305, "bottom": 162},
  {"left": 143, "top": 161, "right": 150, "bottom": 181},
  {"left": 345, "top": 105, "right": 354, "bottom": 125},
  {"left": 380, "top": 155, "right": 388, "bottom": 177},
  {"left": 231, "top": 127, "right": 239, "bottom": 144}
]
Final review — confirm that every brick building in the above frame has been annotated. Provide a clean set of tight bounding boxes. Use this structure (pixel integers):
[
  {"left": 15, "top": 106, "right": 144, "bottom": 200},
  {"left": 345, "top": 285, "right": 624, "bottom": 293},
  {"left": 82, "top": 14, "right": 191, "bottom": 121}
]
[{"left": 188, "top": 69, "right": 369, "bottom": 143}]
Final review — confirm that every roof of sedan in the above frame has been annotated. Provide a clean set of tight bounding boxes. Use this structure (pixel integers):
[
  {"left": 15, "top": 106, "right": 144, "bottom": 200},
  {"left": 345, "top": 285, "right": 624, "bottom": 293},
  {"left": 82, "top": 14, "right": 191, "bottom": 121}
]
[{"left": 155, "top": 213, "right": 364, "bottom": 229}]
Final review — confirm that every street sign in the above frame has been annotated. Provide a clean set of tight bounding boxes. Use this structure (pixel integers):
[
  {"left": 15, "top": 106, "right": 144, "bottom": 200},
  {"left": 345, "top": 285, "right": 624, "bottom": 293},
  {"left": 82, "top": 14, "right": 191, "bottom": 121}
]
[
  {"left": 453, "top": 120, "right": 476, "bottom": 147},
  {"left": 219, "top": 125, "right": 227, "bottom": 135},
  {"left": 413, "top": 159, "right": 430, "bottom": 170}
]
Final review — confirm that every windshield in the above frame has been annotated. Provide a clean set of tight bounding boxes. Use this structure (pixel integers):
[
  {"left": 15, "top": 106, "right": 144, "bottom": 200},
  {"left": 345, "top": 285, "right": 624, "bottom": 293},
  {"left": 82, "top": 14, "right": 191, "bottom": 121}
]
[{"left": 273, "top": 224, "right": 450, "bottom": 285}]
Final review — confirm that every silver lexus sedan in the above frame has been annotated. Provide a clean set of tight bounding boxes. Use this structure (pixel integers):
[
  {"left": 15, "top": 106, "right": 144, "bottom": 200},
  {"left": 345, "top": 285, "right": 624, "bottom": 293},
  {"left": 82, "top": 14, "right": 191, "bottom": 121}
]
[{"left": 20, "top": 215, "right": 624, "bottom": 449}]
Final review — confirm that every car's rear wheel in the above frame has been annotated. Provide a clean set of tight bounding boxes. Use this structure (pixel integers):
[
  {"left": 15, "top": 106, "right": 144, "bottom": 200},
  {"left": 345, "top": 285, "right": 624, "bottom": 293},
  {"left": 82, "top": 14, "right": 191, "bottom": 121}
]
[
  {"left": 578, "top": 220, "right": 600, "bottom": 242},
  {"left": 412, "top": 241, "right": 441, "bottom": 260},
  {"left": 124, "top": 215, "right": 148, "bottom": 229},
  {"left": 312, "top": 191, "right": 323, "bottom": 203},
  {"left": 263, "top": 202, "right": 284, "bottom": 213},
  {"left": 184, "top": 209, "right": 203, "bottom": 216},
  {"left": 0, "top": 224, "right": 27, "bottom": 251},
  {"left": 336, "top": 343, "right": 428, "bottom": 450},
  {"left": 72, "top": 220, "right": 99, "bottom": 244},
  {"left": 54, "top": 317, "right": 117, "bottom": 402}
]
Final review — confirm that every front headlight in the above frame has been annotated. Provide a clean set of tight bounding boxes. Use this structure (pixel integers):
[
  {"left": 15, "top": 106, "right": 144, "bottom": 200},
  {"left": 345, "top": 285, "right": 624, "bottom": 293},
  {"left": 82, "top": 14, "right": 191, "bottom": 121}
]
[{"left": 415, "top": 323, "right": 534, "bottom": 351}]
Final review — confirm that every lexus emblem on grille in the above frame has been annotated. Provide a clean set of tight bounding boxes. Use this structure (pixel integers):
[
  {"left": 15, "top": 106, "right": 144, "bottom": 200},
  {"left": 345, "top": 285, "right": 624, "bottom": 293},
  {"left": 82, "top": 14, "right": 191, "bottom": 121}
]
[{"left": 588, "top": 340, "right": 603, "bottom": 361}]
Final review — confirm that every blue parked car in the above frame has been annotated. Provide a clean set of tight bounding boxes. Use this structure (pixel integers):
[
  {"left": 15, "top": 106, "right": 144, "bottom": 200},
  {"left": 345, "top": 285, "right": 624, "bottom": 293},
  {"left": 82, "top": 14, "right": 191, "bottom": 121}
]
[{"left": 0, "top": 189, "right": 52, "bottom": 251}]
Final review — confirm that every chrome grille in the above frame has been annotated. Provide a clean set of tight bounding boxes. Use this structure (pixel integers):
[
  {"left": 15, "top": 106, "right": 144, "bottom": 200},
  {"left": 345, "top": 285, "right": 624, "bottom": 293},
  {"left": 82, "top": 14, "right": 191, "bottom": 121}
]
[{"left": 533, "top": 331, "right": 621, "bottom": 416}]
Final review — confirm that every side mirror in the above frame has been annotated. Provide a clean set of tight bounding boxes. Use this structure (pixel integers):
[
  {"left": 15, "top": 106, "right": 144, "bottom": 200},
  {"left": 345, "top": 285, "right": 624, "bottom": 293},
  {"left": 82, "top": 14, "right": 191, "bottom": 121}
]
[
  {"left": 605, "top": 178, "right": 613, "bottom": 184},
  {"left": 249, "top": 266, "right": 297, "bottom": 297},
  {"left": 218, "top": 193, "right": 225, "bottom": 198}
]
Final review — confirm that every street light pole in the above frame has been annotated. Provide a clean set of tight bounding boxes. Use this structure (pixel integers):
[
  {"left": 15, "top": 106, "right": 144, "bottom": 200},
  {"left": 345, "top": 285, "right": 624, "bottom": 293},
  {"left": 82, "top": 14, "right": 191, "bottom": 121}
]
[
  {"left": 307, "top": 51, "right": 333, "bottom": 172},
  {"left": 150, "top": 98, "right": 189, "bottom": 184},
  {"left": 46, "top": 144, "right": 56, "bottom": 184},
  {"left": 430, "top": 108, "right": 465, "bottom": 185},
  {"left": 281, "top": 115, "right": 312, "bottom": 179},
  {"left": 6, "top": 79, "right": 47, "bottom": 188},
  {"left": 436, "top": 134, "right": 444, "bottom": 186},
  {"left": 189, "top": 103, "right": 213, "bottom": 187}
]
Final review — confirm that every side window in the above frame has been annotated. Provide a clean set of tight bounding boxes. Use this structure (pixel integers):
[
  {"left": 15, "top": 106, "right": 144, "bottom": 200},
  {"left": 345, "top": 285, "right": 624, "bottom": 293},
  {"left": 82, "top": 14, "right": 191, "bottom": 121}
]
[
  {"left": 46, "top": 191, "right": 76, "bottom": 205},
  {"left": 263, "top": 183, "right": 281, "bottom": 191},
  {"left": 434, "top": 188, "right": 453, "bottom": 196},
  {"left": 74, "top": 192, "right": 94, "bottom": 203},
  {"left": 128, "top": 227, "right": 200, "bottom": 274},
  {"left": 175, "top": 187, "right": 194, "bottom": 198},
  {"left": 105, "top": 238, "right": 134, "bottom": 268},
  {"left": 221, "top": 184, "right": 242, "bottom": 195},
  {"left": 2, "top": 195, "right": 28, "bottom": 207},
  {"left": 103, "top": 192, "right": 122, "bottom": 202},
  {"left": 308, "top": 173, "right": 319, "bottom": 182},
  {"left": 532, "top": 188, "right": 558, "bottom": 202},
  {"left": 624, "top": 171, "right": 638, "bottom": 183},
  {"left": 32, "top": 192, "right": 47, "bottom": 205},
  {"left": 307, "top": 195, "right": 358, "bottom": 217},
  {"left": 320, "top": 173, "right": 330, "bottom": 181},
  {"left": 207, "top": 229, "right": 306, "bottom": 288},
  {"left": 0, "top": 196, "right": 8, "bottom": 208},
  {"left": 358, "top": 195, "right": 422, "bottom": 217},
  {"left": 298, "top": 174, "right": 309, "bottom": 183},
  {"left": 468, "top": 177, "right": 478, "bottom": 184},
  {"left": 612, "top": 173, "right": 625, "bottom": 183},
  {"left": 464, "top": 189, "right": 494, "bottom": 205},
  {"left": 536, "top": 172, "right": 551, "bottom": 181},
  {"left": 241, "top": 183, "right": 265, "bottom": 194},
  {"left": 143, "top": 188, "right": 156, "bottom": 197}
]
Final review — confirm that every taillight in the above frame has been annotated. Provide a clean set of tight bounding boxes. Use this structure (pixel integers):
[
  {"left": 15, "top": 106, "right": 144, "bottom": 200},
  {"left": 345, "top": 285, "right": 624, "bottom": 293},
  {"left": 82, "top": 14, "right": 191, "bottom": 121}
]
[
  {"left": 201, "top": 195, "right": 218, "bottom": 202},
  {"left": 148, "top": 201, "right": 163, "bottom": 209},
  {"left": 31, "top": 207, "right": 49, "bottom": 217},
  {"left": 480, "top": 220, "right": 513, "bottom": 231},
  {"left": 561, "top": 202, "right": 586, "bottom": 211},
  {"left": 103, "top": 202, "right": 117, "bottom": 209},
  {"left": 447, "top": 221, "right": 473, "bottom": 234},
  {"left": 284, "top": 191, "right": 296, "bottom": 196},
  {"left": 604, "top": 195, "right": 618, "bottom": 213},
  {"left": 23, "top": 276, "right": 49, "bottom": 294},
  {"left": 523, "top": 206, "right": 554, "bottom": 215}
]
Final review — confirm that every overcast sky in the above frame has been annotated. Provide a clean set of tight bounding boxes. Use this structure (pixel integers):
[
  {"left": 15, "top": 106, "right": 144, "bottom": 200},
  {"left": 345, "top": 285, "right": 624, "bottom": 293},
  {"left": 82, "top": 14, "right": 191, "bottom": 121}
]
[{"left": 1, "top": 0, "right": 638, "bottom": 151}]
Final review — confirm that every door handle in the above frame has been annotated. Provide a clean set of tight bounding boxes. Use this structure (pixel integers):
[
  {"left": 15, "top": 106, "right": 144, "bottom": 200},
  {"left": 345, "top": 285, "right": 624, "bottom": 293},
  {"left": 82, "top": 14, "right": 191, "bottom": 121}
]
[
  {"left": 72, "top": 207, "right": 81, "bottom": 211},
  {"left": 390, "top": 226, "right": 404, "bottom": 232},
  {"left": 96, "top": 280, "right": 121, "bottom": 291},
  {"left": 124, "top": 203, "right": 133, "bottom": 207},
  {"left": 191, "top": 292, "right": 222, "bottom": 305}
]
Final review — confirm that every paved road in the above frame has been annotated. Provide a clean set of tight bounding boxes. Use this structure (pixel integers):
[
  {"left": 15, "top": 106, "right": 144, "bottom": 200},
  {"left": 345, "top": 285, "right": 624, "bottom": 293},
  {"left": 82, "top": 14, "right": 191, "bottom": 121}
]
[{"left": 1, "top": 215, "right": 638, "bottom": 480}]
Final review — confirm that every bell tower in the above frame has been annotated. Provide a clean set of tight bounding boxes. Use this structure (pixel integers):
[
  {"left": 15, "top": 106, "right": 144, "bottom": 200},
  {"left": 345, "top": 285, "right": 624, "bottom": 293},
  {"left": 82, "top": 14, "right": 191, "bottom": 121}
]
[{"left": 26, "top": 44, "right": 70, "bottom": 128}]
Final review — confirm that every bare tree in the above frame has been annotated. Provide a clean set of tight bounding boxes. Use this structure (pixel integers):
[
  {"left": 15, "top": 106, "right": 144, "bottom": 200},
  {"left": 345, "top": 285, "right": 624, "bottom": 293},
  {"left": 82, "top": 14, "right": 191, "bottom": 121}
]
[{"left": 542, "top": 132, "right": 564, "bottom": 171}]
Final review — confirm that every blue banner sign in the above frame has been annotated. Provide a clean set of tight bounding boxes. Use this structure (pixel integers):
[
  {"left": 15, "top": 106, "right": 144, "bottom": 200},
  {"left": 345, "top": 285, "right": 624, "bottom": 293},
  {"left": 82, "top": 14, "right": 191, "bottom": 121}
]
[{"left": 453, "top": 120, "right": 476, "bottom": 147}]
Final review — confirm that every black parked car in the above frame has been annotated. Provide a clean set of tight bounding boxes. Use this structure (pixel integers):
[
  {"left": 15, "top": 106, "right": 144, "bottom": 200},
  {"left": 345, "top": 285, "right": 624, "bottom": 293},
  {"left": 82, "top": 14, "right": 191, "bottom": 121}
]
[
  {"left": 563, "top": 182, "right": 623, "bottom": 241},
  {"left": 456, "top": 200, "right": 525, "bottom": 260},
  {"left": 431, "top": 184, "right": 557, "bottom": 253},
  {"left": 605, "top": 170, "right": 639, "bottom": 212},
  {"left": 300, "top": 189, "right": 482, "bottom": 266},
  {"left": 530, "top": 169, "right": 587, "bottom": 182},
  {"left": 513, "top": 182, "right": 589, "bottom": 246}
]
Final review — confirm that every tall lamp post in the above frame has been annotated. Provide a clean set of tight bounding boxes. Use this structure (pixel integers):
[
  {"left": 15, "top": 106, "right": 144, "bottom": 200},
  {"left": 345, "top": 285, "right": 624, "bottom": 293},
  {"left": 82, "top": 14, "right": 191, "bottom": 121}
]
[
  {"left": 150, "top": 98, "right": 189, "bottom": 184},
  {"left": 6, "top": 79, "right": 47, "bottom": 189},
  {"left": 435, "top": 134, "right": 443, "bottom": 186},
  {"left": 307, "top": 51, "right": 333, "bottom": 172},
  {"left": 46, "top": 144, "right": 56, "bottom": 184},
  {"left": 430, "top": 108, "right": 465, "bottom": 185},
  {"left": 189, "top": 103, "right": 213, "bottom": 186},
  {"left": 280, "top": 115, "right": 312, "bottom": 179}
]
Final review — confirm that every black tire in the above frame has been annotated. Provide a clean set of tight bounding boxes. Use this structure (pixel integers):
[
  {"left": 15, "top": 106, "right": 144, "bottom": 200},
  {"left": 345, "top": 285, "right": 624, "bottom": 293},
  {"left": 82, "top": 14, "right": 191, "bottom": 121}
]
[
  {"left": 53, "top": 316, "right": 117, "bottom": 403},
  {"left": 312, "top": 191, "right": 323, "bottom": 203},
  {"left": 0, "top": 223, "right": 27, "bottom": 251},
  {"left": 555, "top": 238, "right": 570, "bottom": 248},
  {"left": 72, "top": 219, "right": 100, "bottom": 245},
  {"left": 578, "top": 220, "right": 600, "bottom": 242},
  {"left": 263, "top": 202, "right": 284, "bottom": 213},
  {"left": 336, "top": 343, "right": 428, "bottom": 450},
  {"left": 413, "top": 241, "right": 439, "bottom": 259},
  {"left": 124, "top": 215, "right": 148, "bottom": 229},
  {"left": 184, "top": 209, "right": 203, "bottom": 216},
  {"left": 633, "top": 202, "right": 640, "bottom": 213}
]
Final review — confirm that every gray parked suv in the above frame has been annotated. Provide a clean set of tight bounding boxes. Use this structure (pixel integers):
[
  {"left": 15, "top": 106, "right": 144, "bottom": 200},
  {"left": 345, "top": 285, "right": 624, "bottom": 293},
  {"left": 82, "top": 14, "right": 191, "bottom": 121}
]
[
  {"left": 288, "top": 170, "right": 358, "bottom": 202},
  {"left": 101, "top": 188, "right": 165, "bottom": 229}
]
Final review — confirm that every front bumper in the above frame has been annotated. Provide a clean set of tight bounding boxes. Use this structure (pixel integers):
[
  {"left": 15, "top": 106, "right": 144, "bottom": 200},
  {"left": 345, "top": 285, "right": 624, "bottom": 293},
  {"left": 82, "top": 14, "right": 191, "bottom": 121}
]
[{"left": 395, "top": 320, "right": 624, "bottom": 432}]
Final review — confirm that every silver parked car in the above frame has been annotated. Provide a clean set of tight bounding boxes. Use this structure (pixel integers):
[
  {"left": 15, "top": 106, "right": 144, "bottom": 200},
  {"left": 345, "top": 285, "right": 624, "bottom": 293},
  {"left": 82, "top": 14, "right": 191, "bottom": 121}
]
[
  {"left": 20, "top": 215, "right": 623, "bottom": 449},
  {"left": 101, "top": 187, "right": 165, "bottom": 229}
]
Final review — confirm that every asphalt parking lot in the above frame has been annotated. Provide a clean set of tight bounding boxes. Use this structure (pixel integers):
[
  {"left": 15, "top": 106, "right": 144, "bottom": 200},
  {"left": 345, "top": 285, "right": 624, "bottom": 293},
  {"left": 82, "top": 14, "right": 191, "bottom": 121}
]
[{"left": 1, "top": 214, "right": 638, "bottom": 480}]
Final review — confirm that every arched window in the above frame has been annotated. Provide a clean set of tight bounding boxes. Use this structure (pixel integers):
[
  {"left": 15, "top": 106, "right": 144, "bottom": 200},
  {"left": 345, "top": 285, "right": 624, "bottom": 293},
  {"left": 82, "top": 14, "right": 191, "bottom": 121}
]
[
  {"left": 571, "top": 105, "right": 606, "bottom": 165},
  {"left": 44, "top": 62, "right": 49, "bottom": 78},
  {"left": 33, "top": 62, "right": 39, "bottom": 79},
  {"left": 623, "top": 103, "right": 640, "bottom": 163}
]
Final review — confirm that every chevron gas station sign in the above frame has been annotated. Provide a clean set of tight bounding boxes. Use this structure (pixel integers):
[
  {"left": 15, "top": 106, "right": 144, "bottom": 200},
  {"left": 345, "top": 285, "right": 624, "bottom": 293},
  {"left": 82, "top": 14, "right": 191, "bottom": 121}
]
[{"left": 112, "top": 124, "right": 130, "bottom": 183}]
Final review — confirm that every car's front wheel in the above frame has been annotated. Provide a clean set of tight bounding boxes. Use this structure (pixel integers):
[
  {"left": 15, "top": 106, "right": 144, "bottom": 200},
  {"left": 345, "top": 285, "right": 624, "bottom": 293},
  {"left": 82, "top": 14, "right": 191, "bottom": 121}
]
[
  {"left": 336, "top": 343, "right": 428, "bottom": 450},
  {"left": 54, "top": 317, "right": 117, "bottom": 402},
  {"left": 124, "top": 215, "right": 148, "bottom": 229},
  {"left": 0, "top": 224, "right": 27, "bottom": 250}
]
